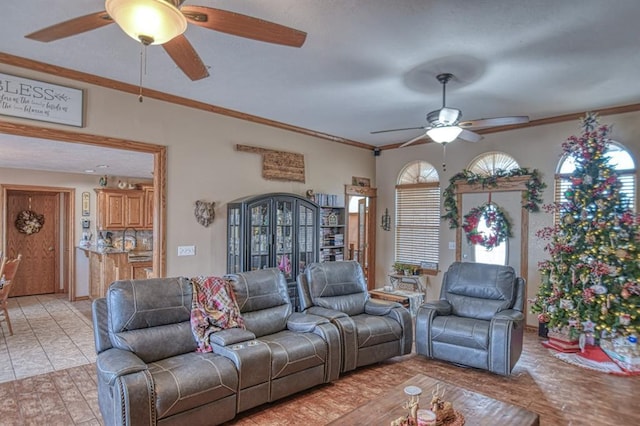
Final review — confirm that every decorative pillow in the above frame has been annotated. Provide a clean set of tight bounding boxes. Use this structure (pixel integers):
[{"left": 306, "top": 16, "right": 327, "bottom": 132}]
[{"left": 190, "top": 275, "right": 245, "bottom": 353}]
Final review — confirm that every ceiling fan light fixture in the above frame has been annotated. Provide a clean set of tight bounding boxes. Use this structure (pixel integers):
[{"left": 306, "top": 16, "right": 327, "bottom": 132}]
[
  {"left": 427, "top": 126, "right": 463, "bottom": 144},
  {"left": 105, "top": 0, "right": 187, "bottom": 45}
]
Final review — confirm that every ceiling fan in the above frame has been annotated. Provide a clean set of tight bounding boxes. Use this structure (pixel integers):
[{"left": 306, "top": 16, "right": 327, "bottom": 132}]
[
  {"left": 24, "top": 0, "right": 307, "bottom": 81},
  {"left": 371, "top": 73, "right": 529, "bottom": 148}
]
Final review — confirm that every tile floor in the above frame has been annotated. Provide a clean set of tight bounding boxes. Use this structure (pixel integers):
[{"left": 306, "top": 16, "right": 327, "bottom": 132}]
[{"left": 0, "top": 294, "right": 96, "bottom": 384}]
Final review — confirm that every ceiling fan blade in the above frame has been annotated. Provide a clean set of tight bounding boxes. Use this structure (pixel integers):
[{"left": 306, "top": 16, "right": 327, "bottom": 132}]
[
  {"left": 162, "top": 35, "right": 209, "bottom": 81},
  {"left": 25, "top": 11, "right": 113, "bottom": 42},
  {"left": 458, "top": 129, "right": 483, "bottom": 143},
  {"left": 458, "top": 116, "right": 529, "bottom": 130},
  {"left": 371, "top": 126, "right": 428, "bottom": 134},
  {"left": 182, "top": 6, "right": 306, "bottom": 47},
  {"left": 399, "top": 132, "right": 428, "bottom": 148}
]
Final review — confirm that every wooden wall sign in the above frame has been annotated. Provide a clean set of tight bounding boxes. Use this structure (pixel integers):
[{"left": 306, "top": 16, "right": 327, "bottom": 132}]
[{"left": 236, "top": 144, "right": 305, "bottom": 182}]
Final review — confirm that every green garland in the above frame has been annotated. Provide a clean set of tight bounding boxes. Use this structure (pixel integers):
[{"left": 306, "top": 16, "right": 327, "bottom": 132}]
[{"left": 442, "top": 168, "right": 546, "bottom": 228}]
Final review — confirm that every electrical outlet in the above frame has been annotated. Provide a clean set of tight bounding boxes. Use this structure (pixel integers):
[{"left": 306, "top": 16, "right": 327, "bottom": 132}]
[
  {"left": 177, "top": 245, "right": 196, "bottom": 256},
  {"left": 448, "top": 241, "right": 456, "bottom": 250}
]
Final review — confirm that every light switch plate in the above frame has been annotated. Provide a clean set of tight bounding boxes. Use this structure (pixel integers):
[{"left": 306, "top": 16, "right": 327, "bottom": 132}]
[
  {"left": 177, "top": 245, "right": 196, "bottom": 256},
  {"left": 448, "top": 241, "right": 456, "bottom": 250}
]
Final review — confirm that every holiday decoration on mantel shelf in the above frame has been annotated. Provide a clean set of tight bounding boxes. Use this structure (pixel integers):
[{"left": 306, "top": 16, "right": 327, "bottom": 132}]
[
  {"left": 462, "top": 202, "right": 512, "bottom": 250},
  {"left": 530, "top": 113, "right": 640, "bottom": 340}
]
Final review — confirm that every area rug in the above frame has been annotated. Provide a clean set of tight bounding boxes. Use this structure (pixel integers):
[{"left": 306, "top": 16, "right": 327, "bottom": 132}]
[{"left": 549, "top": 345, "right": 639, "bottom": 376}]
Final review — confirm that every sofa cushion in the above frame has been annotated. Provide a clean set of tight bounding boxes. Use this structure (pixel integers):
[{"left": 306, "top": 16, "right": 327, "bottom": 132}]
[
  {"left": 259, "top": 330, "right": 328, "bottom": 380},
  {"left": 148, "top": 351, "right": 238, "bottom": 420},
  {"left": 443, "top": 262, "right": 516, "bottom": 320},
  {"left": 304, "top": 261, "right": 368, "bottom": 316},
  {"left": 108, "top": 278, "right": 196, "bottom": 362},
  {"left": 431, "top": 316, "right": 490, "bottom": 350},
  {"left": 190, "top": 275, "right": 245, "bottom": 352},
  {"left": 227, "top": 269, "right": 291, "bottom": 337},
  {"left": 353, "top": 314, "right": 403, "bottom": 348}
]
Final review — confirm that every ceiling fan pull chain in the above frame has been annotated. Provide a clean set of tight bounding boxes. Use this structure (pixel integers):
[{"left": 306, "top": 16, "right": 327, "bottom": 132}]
[
  {"left": 138, "top": 43, "right": 147, "bottom": 103},
  {"left": 442, "top": 142, "right": 447, "bottom": 172}
]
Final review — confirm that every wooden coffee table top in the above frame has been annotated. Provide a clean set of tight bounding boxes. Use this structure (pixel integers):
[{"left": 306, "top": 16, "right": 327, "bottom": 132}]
[{"left": 328, "top": 374, "right": 539, "bottom": 426}]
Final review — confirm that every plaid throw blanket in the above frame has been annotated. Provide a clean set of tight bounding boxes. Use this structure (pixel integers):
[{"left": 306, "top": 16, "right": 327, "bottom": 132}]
[{"left": 190, "top": 276, "right": 245, "bottom": 353}]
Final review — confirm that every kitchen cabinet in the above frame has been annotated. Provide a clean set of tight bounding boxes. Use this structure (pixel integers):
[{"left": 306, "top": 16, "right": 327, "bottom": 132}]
[
  {"left": 227, "top": 193, "right": 319, "bottom": 309},
  {"left": 143, "top": 186, "right": 154, "bottom": 229},
  {"left": 82, "top": 247, "right": 153, "bottom": 298},
  {"left": 95, "top": 188, "right": 150, "bottom": 230}
]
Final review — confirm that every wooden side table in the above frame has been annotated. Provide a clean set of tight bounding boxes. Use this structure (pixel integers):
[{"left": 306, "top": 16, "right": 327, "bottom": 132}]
[
  {"left": 369, "top": 288, "right": 424, "bottom": 316},
  {"left": 388, "top": 274, "right": 428, "bottom": 294}
]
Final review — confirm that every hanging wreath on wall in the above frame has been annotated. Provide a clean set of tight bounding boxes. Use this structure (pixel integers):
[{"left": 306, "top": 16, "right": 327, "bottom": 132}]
[
  {"left": 16, "top": 210, "right": 45, "bottom": 235},
  {"left": 462, "top": 203, "right": 512, "bottom": 250}
]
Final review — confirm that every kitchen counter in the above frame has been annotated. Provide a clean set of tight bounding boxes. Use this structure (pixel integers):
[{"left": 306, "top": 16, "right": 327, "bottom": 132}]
[{"left": 78, "top": 246, "right": 153, "bottom": 299}]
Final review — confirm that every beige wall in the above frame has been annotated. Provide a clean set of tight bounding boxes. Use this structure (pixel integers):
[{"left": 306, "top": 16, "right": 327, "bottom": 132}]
[
  {"left": 375, "top": 110, "right": 640, "bottom": 327},
  {"left": 0, "top": 64, "right": 375, "bottom": 286}
]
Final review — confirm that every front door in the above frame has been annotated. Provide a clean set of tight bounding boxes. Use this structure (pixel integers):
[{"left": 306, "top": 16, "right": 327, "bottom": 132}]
[{"left": 6, "top": 190, "right": 59, "bottom": 296}]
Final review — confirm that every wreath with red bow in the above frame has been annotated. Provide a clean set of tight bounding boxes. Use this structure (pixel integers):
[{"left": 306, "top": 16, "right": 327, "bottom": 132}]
[{"left": 462, "top": 203, "right": 512, "bottom": 250}]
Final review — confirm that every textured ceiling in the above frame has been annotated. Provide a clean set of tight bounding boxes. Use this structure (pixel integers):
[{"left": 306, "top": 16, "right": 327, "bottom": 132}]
[{"left": 1, "top": 0, "right": 640, "bottom": 176}]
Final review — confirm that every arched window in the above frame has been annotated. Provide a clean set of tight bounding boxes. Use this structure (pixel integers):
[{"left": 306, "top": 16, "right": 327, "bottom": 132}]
[
  {"left": 555, "top": 141, "right": 636, "bottom": 216},
  {"left": 468, "top": 151, "right": 520, "bottom": 175},
  {"left": 466, "top": 152, "right": 519, "bottom": 265},
  {"left": 395, "top": 161, "right": 440, "bottom": 270}
]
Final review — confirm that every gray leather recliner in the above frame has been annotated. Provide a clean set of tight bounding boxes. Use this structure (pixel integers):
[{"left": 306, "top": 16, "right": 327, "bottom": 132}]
[
  {"left": 415, "top": 262, "right": 525, "bottom": 376},
  {"left": 297, "top": 261, "right": 413, "bottom": 372},
  {"left": 223, "top": 268, "right": 341, "bottom": 406},
  {"left": 93, "top": 277, "right": 239, "bottom": 426}
]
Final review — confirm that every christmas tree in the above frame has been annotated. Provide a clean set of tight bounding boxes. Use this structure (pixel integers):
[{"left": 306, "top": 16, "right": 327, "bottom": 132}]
[{"left": 530, "top": 113, "right": 640, "bottom": 339}]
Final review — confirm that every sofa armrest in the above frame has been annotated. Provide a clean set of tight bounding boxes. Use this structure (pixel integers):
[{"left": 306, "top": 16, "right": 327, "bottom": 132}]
[
  {"left": 364, "top": 298, "right": 402, "bottom": 315},
  {"left": 493, "top": 309, "right": 525, "bottom": 322},
  {"left": 96, "top": 348, "right": 148, "bottom": 386},
  {"left": 287, "top": 312, "right": 330, "bottom": 332},
  {"left": 305, "top": 306, "right": 349, "bottom": 321},
  {"left": 209, "top": 328, "right": 257, "bottom": 347},
  {"left": 421, "top": 299, "right": 452, "bottom": 316}
]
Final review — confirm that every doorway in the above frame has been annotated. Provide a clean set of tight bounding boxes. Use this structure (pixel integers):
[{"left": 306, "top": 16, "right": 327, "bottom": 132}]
[
  {"left": 0, "top": 119, "right": 167, "bottom": 300},
  {"left": 345, "top": 184, "right": 377, "bottom": 289},
  {"left": 3, "top": 187, "right": 73, "bottom": 296}
]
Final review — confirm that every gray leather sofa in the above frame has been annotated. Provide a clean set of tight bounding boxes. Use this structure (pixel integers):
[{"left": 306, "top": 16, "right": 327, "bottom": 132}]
[
  {"left": 92, "top": 272, "right": 340, "bottom": 426},
  {"left": 297, "top": 260, "right": 413, "bottom": 372},
  {"left": 415, "top": 262, "right": 525, "bottom": 376}
]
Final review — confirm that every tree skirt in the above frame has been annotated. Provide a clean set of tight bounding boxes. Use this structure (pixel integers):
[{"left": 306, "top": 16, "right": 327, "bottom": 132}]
[{"left": 548, "top": 344, "right": 639, "bottom": 376}]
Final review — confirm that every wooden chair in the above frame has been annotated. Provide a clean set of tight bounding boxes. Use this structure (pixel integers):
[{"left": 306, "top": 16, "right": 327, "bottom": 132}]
[{"left": 0, "top": 254, "right": 22, "bottom": 336}]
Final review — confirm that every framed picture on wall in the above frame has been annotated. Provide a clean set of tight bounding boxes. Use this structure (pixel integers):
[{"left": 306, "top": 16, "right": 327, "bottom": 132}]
[
  {"left": 82, "top": 192, "right": 90, "bottom": 216},
  {"left": 352, "top": 176, "right": 371, "bottom": 187}
]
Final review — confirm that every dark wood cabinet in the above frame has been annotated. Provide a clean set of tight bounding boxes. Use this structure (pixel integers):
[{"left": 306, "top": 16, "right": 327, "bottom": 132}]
[{"left": 227, "top": 193, "right": 320, "bottom": 308}]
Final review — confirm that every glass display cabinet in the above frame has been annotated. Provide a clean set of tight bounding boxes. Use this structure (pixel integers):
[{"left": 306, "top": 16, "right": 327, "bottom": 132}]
[{"left": 227, "top": 193, "right": 319, "bottom": 307}]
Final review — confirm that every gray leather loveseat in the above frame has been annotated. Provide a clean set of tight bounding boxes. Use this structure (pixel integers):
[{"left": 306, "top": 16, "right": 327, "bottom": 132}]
[
  {"left": 415, "top": 262, "right": 525, "bottom": 375},
  {"left": 92, "top": 271, "right": 341, "bottom": 425}
]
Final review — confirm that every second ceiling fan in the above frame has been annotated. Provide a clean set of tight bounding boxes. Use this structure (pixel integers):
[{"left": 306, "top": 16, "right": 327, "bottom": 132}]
[
  {"left": 372, "top": 73, "right": 529, "bottom": 147},
  {"left": 25, "top": 0, "right": 307, "bottom": 81}
]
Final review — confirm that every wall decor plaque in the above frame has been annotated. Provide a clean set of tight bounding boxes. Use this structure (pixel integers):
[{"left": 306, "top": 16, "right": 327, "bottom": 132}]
[
  {"left": 0, "top": 72, "right": 84, "bottom": 127},
  {"left": 236, "top": 144, "right": 305, "bottom": 182}
]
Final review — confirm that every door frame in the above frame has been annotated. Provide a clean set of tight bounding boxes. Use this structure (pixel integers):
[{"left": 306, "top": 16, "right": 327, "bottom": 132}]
[
  {"left": 2, "top": 185, "right": 72, "bottom": 296},
  {"left": 0, "top": 120, "right": 167, "bottom": 300},
  {"left": 345, "top": 184, "right": 377, "bottom": 289}
]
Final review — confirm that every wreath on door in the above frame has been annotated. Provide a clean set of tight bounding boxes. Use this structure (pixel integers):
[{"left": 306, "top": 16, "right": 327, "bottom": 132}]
[
  {"left": 16, "top": 210, "right": 45, "bottom": 235},
  {"left": 462, "top": 203, "right": 511, "bottom": 250}
]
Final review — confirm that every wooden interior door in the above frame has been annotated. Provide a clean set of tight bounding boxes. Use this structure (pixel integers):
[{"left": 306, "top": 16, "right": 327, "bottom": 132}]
[
  {"left": 6, "top": 191, "right": 59, "bottom": 296},
  {"left": 358, "top": 198, "right": 368, "bottom": 281}
]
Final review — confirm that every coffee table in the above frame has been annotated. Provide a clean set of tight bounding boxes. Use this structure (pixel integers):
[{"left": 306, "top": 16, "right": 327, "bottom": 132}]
[{"left": 328, "top": 374, "right": 539, "bottom": 425}]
